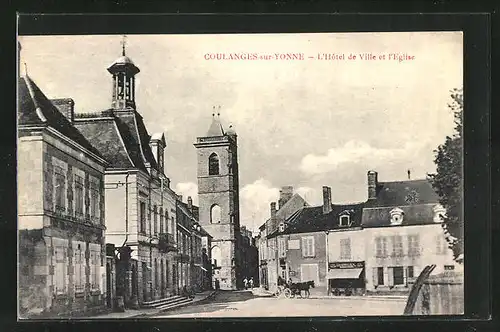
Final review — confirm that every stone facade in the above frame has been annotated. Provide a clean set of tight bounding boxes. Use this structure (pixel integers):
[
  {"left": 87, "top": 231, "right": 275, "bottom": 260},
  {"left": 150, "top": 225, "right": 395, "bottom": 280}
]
[
  {"left": 194, "top": 117, "right": 242, "bottom": 290},
  {"left": 18, "top": 75, "right": 108, "bottom": 318}
]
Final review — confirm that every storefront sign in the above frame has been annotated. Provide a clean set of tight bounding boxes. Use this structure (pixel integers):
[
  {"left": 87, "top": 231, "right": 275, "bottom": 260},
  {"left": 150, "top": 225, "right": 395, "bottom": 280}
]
[{"left": 328, "top": 261, "right": 364, "bottom": 270}]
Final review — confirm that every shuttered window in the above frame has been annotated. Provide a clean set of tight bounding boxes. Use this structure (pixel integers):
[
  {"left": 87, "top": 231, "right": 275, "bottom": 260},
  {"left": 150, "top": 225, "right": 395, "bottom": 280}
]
[
  {"left": 300, "top": 264, "right": 318, "bottom": 283},
  {"left": 54, "top": 246, "right": 67, "bottom": 293},
  {"left": 301, "top": 236, "right": 315, "bottom": 257},
  {"left": 340, "top": 238, "right": 351, "bottom": 260},
  {"left": 73, "top": 241, "right": 85, "bottom": 293}
]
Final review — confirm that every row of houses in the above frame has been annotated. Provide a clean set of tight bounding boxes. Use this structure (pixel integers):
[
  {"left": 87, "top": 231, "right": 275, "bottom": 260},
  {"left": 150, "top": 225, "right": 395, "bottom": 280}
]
[
  {"left": 17, "top": 43, "right": 240, "bottom": 317},
  {"left": 257, "top": 172, "right": 461, "bottom": 296}
]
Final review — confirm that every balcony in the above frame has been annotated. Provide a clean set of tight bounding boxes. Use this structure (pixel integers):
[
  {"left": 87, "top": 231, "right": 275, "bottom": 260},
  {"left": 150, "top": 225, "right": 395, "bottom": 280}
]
[{"left": 158, "top": 233, "right": 177, "bottom": 253}]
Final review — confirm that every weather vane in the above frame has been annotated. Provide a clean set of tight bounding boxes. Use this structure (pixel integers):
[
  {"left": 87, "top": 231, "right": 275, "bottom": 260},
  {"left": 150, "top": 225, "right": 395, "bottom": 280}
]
[{"left": 121, "top": 35, "right": 127, "bottom": 56}]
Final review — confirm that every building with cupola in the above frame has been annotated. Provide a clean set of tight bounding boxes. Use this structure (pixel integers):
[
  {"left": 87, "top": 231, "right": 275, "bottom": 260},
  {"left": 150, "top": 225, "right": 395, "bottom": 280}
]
[
  {"left": 194, "top": 114, "right": 242, "bottom": 290},
  {"left": 72, "top": 45, "right": 180, "bottom": 307}
]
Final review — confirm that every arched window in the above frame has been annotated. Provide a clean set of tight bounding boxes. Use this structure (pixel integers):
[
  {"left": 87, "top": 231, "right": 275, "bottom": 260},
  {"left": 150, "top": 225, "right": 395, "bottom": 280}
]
[
  {"left": 211, "top": 246, "right": 222, "bottom": 267},
  {"left": 208, "top": 153, "right": 219, "bottom": 175},
  {"left": 211, "top": 204, "right": 221, "bottom": 224}
]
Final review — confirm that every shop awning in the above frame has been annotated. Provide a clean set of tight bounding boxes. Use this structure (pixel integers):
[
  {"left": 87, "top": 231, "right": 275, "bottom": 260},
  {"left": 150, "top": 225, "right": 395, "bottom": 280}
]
[
  {"left": 327, "top": 268, "right": 363, "bottom": 279},
  {"left": 195, "top": 264, "right": 208, "bottom": 272}
]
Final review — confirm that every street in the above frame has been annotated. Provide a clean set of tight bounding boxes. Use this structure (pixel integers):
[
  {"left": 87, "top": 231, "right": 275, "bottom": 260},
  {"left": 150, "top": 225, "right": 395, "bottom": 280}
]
[{"left": 152, "top": 290, "right": 407, "bottom": 318}]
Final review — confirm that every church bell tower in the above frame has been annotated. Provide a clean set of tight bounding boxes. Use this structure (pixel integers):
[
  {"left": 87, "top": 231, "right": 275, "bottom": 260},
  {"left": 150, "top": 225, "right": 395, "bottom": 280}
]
[{"left": 194, "top": 112, "right": 241, "bottom": 290}]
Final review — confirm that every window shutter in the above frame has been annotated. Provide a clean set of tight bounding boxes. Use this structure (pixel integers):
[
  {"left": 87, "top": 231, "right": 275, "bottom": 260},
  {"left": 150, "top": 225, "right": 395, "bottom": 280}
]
[
  {"left": 388, "top": 267, "right": 394, "bottom": 287},
  {"left": 372, "top": 267, "right": 378, "bottom": 286},
  {"left": 302, "top": 238, "right": 306, "bottom": 257}
]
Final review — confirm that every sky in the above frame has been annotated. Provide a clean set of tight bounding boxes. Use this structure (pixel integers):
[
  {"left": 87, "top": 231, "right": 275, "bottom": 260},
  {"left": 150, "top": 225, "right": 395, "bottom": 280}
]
[{"left": 18, "top": 32, "right": 463, "bottom": 234}]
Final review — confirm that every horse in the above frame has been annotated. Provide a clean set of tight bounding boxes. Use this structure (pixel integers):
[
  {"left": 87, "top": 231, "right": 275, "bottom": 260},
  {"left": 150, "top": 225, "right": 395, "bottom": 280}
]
[{"left": 290, "top": 280, "right": 315, "bottom": 298}]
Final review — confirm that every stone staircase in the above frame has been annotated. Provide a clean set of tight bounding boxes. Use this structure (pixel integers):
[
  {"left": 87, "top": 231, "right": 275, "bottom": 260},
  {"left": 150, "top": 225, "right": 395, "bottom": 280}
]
[{"left": 141, "top": 295, "right": 193, "bottom": 311}]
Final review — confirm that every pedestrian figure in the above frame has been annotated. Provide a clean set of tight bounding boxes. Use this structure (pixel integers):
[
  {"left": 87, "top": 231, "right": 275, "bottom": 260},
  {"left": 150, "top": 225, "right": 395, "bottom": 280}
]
[
  {"left": 249, "top": 277, "right": 254, "bottom": 289},
  {"left": 243, "top": 277, "right": 248, "bottom": 290}
]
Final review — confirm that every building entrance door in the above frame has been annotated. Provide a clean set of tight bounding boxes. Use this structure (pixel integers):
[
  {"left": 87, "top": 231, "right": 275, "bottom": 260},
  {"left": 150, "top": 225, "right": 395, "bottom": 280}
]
[{"left": 160, "top": 260, "right": 165, "bottom": 298}]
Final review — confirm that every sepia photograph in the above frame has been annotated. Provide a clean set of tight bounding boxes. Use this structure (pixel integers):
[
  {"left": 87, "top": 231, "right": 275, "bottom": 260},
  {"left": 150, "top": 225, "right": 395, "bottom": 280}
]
[{"left": 17, "top": 31, "right": 464, "bottom": 319}]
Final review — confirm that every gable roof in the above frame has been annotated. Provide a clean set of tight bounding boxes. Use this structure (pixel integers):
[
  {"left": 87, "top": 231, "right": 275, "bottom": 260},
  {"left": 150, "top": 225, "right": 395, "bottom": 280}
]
[
  {"left": 369, "top": 179, "right": 439, "bottom": 207},
  {"left": 18, "top": 76, "right": 103, "bottom": 158},
  {"left": 277, "top": 193, "right": 309, "bottom": 220}
]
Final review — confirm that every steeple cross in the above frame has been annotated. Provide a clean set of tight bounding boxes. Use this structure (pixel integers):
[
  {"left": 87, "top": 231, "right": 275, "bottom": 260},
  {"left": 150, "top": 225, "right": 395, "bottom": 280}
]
[{"left": 121, "top": 35, "right": 127, "bottom": 56}]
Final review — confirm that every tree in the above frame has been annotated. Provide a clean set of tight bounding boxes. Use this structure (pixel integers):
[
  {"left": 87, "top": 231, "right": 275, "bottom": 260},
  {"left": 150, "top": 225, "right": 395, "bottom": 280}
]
[{"left": 428, "top": 88, "right": 463, "bottom": 263}]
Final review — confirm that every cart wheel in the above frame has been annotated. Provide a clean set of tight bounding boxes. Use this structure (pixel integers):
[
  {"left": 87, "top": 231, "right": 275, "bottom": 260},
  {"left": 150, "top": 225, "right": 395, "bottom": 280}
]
[{"left": 284, "top": 288, "right": 292, "bottom": 298}]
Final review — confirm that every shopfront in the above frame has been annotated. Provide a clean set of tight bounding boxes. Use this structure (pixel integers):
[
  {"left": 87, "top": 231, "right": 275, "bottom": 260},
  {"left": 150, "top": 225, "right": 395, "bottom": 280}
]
[{"left": 327, "top": 261, "right": 365, "bottom": 296}]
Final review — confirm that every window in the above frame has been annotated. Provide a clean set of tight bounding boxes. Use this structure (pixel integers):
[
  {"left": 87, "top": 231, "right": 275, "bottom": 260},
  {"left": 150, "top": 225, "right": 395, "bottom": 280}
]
[
  {"left": 375, "top": 237, "right": 388, "bottom": 257},
  {"left": 54, "top": 167, "right": 66, "bottom": 210},
  {"left": 139, "top": 202, "right": 146, "bottom": 233},
  {"left": 373, "top": 267, "right": 384, "bottom": 286},
  {"left": 155, "top": 258, "right": 158, "bottom": 289},
  {"left": 153, "top": 205, "right": 158, "bottom": 235},
  {"left": 90, "top": 179, "right": 100, "bottom": 220},
  {"left": 300, "top": 264, "right": 318, "bottom": 283},
  {"left": 74, "top": 242, "right": 85, "bottom": 293},
  {"left": 90, "top": 179, "right": 99, "bottom": 219},
  {"left": 278, "top": 237, "right": 286, "bottom": 257},
  {"left": 408, "top": 234, "right": 420, "bottom": 256},
  {"left": 436, "top": 234, "right": 448, "bottom": 255},
  {"left": 54, "top": 246, "right": 67, "bottom": 293},
  {"left": 74, "top": 175, "right": 84, "bottom": 216},
  {"left": 444, "top": 265, "right": 455, "bottom": 271},
  {"left": 390, "top": 208, "right": 404, "bottom": 225},
  {"left": 208, "top": 153, "right": 219, "bottom": 175},
  {"left": 90, "top": 249, "right": 100, "bottom": 290},
  {"left": 159, "top": 208, "right": 164, "bottom": 233},
  {"left": 407, "top": 266, "right": 414, "bottom": 278},
  {"left": 210, "top": 204, "right": 221, "bottom": 224},
  {"left": 391, "top": 266, "right": 404, "bottom": 285},
  {"left": 391, "top": 235, "right": 404, "bottom": 257},
  {"left": 339, "top": 215, "right": 350, "bottom": 227},
  {"left": 340, "top": 238, "right": 351, "bottom": 260},
  {"left": 301, "top": 236, "right": 315, "bottom": 257}
]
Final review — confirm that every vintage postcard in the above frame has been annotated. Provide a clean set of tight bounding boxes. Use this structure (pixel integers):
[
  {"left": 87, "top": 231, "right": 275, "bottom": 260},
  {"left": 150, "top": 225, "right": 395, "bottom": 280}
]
[{"left": 17, "top": 31, "right": 464, "bottom": 319}]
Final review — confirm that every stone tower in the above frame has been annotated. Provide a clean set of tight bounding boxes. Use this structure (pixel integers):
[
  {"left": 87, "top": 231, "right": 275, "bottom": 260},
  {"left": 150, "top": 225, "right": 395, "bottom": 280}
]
[{"left": 194, "top": 114, "right": 241, "bottom": 290}]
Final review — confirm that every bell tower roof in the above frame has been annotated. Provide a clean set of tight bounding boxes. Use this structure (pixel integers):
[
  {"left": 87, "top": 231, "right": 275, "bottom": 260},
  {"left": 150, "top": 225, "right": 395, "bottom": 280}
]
[
  {"left": 206, "top": 112, "right": 225, "bottom": 137},
  {"left": 107, "top": 36, "right": 140, "bottom": 76}
]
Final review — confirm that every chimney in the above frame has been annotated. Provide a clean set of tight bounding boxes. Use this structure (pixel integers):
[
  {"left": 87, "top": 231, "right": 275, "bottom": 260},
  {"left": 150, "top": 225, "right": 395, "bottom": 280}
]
[
  {"left": 51, "top": 98, "right": 75, "bottom": 123},
  {"left": 322, "top": 186, "right": 332, "bottom": 214},
  {"left": 278, "top": 186, "right": 294, "bottom": 209},
  {"left": 270, "top": 202, "right": 277, "bottom": 219},
  {"left": 368, "top": 170, "right": 378, "bottom": 200},
  {"left": 187, "top": 196, "right": 193, "bottom": 211}
]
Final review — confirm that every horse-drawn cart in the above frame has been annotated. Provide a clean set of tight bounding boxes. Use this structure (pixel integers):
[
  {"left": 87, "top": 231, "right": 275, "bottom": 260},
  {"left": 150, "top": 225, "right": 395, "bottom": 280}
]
[{"left": 280, "top": 280, "right": 315, "bottom": 299}]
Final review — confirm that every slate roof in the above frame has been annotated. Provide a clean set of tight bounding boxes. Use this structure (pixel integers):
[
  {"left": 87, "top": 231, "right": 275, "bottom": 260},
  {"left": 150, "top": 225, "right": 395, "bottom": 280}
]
[
  {"left": 369, "top": 179, "right": 439, "bottom": 208},
  {"left": 362, "top": 178, "right": 440, "bottom": 228},
  {"left": 18, "top": 76, "right": 103, "bottom": 158},
  {"left": 74, "top": 110, "right": 159, "bottom": 173},
  {"left": 361, "top": 204, "right": 437, "bottom": 228},
  {"left": 277, "top": 202, "right": 366, "bottom": 236},
  {"left": 206, "top": 115, "right": 225, "bottom": 137}
]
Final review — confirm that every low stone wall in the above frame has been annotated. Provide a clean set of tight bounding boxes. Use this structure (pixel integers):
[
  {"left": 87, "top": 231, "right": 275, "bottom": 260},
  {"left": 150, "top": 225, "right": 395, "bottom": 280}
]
[{"left": 409, "top": 271, "right": 464, "bottom": 315}]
